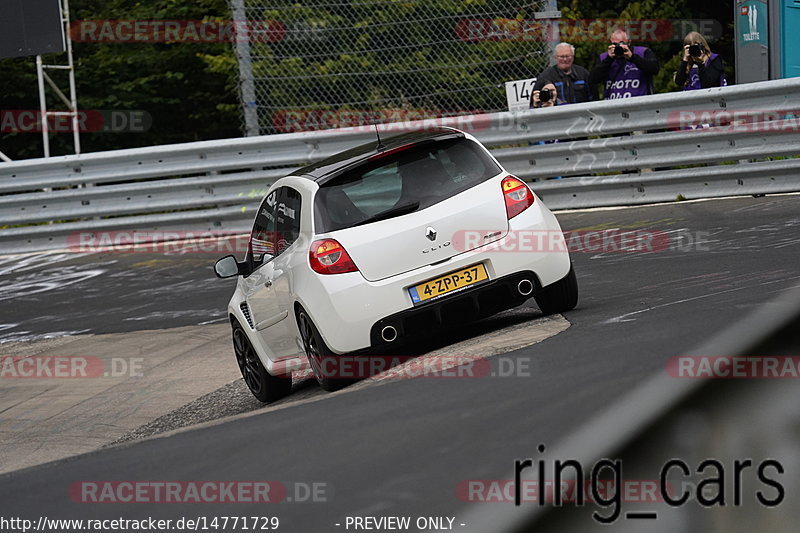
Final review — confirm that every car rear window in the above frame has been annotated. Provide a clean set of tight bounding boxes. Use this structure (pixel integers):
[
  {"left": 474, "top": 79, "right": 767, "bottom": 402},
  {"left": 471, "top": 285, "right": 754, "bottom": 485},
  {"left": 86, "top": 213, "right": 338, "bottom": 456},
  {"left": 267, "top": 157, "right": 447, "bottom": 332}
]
[{"left": 314, "top": 138, "right": 501, "bottom": 233}]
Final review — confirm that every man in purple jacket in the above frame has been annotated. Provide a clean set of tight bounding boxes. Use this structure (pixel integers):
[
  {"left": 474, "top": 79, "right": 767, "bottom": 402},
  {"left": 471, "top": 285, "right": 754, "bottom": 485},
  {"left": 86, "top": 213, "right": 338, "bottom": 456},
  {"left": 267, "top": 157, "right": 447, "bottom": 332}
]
[{"left": 589, "top": 29, "right": 660, "bottom": 99}]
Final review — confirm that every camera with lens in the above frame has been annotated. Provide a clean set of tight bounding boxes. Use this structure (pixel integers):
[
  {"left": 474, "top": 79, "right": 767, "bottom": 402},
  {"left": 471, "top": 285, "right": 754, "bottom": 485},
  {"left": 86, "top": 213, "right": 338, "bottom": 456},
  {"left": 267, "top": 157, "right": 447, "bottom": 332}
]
[
  {"left": 539, "top": 88, "right": 552, "bottom": 103},
  {"left": 613, "top": 44, "right": 626, "bottom": 58},
  {"left": 688, "top": 43, "right": 703, "bottom": 58}
]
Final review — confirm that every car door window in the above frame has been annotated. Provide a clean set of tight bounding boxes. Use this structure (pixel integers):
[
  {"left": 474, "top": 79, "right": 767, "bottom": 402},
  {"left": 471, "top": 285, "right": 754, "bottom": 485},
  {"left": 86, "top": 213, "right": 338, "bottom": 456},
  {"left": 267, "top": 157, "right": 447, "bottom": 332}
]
[
  {"left": 276, "top": 186, "right": 302, "bottom": 256},
  {"left": 249, "top": 188, "right": 279, "bottom": 268}
]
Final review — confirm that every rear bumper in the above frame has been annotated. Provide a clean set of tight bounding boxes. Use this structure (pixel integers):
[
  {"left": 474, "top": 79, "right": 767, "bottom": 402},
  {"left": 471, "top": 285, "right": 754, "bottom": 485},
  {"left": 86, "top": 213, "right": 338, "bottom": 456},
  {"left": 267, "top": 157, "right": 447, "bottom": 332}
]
[{"left": 369, "top": 270, "right": 539, "bottom": 348}]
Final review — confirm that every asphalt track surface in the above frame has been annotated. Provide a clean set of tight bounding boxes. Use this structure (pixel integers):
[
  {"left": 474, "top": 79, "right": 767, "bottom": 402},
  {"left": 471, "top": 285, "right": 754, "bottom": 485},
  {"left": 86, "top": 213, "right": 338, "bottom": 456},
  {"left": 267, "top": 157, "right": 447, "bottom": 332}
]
[{"left": 1, "top": 195, "right": 799, "bottom": 531}]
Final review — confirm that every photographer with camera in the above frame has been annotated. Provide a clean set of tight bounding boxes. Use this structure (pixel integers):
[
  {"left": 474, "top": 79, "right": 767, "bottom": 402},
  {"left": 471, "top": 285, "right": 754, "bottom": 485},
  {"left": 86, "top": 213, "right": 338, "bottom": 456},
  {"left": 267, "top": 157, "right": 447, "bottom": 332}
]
[
  {"left": 530, "top": 82, "right": 558, "bottom": 109},
  {"left": 674, "top": 31, "right": 727, "bottom": 90},
  {"left": 530, "top": 43, "right": 591, "bottom": 108},
  {"left": 589, "top": 28, "right": 659, "bottom": 99}
]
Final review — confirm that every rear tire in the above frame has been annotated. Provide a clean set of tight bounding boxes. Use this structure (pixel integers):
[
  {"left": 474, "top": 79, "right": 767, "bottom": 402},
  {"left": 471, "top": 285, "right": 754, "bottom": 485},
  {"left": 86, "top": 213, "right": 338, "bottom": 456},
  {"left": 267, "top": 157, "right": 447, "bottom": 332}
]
[
  {"left": 297, "top": 309, "right": 354, "bottom": 392},
  {"left": 232, "top": 321, "right": 291, "bottom": 403},
  {"left": 534, "top": 264, "right": 579, "bottom": 315}
]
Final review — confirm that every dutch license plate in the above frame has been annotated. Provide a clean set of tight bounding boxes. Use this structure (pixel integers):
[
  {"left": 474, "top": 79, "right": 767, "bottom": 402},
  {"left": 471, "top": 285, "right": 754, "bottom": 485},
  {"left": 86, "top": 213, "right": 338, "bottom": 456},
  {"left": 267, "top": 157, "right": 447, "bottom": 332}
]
[{"left": 408, "top": 263, "right": 489, "bottom": 304}]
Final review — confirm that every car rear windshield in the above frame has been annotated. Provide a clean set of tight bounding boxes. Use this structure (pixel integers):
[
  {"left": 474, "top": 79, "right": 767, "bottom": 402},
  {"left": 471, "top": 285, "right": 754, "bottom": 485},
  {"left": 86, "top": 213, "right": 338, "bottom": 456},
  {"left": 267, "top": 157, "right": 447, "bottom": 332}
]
[{"left": 313, "top": 137, "right": 502, "bottom": 233}]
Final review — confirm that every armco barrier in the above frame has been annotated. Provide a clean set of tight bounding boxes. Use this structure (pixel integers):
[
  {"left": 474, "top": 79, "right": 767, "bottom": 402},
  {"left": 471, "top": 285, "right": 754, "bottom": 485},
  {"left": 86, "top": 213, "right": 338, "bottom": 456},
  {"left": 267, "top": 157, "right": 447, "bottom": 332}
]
[{"left": 2, "top": 78, "right": 800, "bottom": 253}]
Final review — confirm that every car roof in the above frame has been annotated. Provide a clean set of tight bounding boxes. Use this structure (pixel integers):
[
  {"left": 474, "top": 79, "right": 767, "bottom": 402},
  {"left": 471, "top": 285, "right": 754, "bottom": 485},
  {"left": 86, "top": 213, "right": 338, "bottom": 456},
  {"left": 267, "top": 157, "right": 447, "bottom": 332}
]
[{"left": 293, "top": 127, "right": 465, "bottom": 184}]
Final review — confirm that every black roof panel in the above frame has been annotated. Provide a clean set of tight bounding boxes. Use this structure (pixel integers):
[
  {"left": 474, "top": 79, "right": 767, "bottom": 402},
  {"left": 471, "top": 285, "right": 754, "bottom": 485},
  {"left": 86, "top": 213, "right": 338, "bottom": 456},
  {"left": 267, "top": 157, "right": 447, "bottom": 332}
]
[{"left": 294, "top": 127, "right": 464, "bottom": 182}]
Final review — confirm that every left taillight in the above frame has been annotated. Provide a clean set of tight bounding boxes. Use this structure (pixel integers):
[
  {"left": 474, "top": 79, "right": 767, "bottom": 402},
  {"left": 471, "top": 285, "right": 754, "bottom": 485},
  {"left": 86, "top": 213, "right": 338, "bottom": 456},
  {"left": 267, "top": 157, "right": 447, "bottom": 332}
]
[
  {"left": 501, "top": 176, "right": 535, "bottom": 219},
  {"left": 309, "top": 239, "right": 359, "bottom": 275}
]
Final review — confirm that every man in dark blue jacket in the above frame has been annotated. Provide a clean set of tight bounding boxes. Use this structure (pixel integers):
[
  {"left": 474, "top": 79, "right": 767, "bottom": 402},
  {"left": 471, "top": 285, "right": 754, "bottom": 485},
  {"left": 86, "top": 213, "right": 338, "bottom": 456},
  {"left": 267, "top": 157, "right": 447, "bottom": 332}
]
[{"left": 531, "top": 42, "right": 592, "bottom": 108}]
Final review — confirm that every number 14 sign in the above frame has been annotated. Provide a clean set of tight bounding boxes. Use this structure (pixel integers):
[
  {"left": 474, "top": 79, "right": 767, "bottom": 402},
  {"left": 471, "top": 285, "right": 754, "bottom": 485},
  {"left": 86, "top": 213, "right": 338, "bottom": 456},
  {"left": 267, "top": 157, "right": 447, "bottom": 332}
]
[{"left": 505, "top": 78, "right": 537, "bottom": 113}]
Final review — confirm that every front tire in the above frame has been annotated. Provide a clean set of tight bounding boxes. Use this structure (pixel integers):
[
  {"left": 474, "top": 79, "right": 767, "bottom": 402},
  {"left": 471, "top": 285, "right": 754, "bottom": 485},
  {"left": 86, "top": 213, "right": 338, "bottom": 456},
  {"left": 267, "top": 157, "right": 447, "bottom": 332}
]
[
  {"left": 534, "top": 264, "right": 579, "bottom": 315},
  {"left": 232, "top": 321, "right": 291, "bottom": 403},
  {"left": 297, "top": 309, "right": 354, "bottom": 392}
]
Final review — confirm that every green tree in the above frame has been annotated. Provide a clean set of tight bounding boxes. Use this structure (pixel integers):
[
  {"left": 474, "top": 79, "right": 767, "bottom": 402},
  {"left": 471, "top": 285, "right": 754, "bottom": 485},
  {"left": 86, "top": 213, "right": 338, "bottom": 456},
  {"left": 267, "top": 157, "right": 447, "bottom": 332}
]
[
  {"left": 0, "top": 0, "right": 735, "bottom": 160},
  {"left": 0, "top": 0, "right": 240, "bottom": 160}
]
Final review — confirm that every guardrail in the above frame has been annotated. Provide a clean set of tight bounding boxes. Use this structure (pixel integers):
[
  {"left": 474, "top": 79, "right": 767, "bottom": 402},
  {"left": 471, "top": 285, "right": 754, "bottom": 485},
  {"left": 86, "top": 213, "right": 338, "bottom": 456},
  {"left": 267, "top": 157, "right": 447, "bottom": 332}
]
[{"left": 2, "top": 77, "right": 800, "bottom": 253}]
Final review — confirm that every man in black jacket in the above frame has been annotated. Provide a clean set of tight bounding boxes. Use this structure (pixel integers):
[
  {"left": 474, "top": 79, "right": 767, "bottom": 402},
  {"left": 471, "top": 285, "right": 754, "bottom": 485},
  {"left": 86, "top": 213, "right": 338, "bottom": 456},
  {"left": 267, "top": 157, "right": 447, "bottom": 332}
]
[{"left": 531, "top": 42, "right": 592, "bottom": 108}]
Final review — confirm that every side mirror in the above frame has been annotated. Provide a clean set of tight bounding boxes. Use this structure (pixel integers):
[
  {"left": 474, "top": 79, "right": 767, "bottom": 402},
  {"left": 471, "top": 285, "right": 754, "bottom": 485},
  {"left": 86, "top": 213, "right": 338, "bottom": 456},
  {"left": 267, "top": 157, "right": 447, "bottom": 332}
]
[{"left": 214, "top": 255, "right": 244, "bottom": 278}]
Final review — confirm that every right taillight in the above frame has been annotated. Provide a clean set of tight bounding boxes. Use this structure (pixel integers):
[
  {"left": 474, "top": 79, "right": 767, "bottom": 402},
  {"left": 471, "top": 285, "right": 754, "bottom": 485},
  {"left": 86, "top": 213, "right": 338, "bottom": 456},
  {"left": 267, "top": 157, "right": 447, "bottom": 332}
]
[
  {"left": 309, "top": 239, "right": 359, "bottom": 274},
  {"left": 502, "top": 176, "right": 535, "bottom": 219}
]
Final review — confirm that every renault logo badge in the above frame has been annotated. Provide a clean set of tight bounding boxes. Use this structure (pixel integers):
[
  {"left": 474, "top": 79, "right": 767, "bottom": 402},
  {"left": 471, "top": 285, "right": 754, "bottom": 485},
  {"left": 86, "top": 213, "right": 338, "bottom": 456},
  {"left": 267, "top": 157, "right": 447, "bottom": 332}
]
[{"left": 425, "top": 227, "right": 437, "bottom": 241}]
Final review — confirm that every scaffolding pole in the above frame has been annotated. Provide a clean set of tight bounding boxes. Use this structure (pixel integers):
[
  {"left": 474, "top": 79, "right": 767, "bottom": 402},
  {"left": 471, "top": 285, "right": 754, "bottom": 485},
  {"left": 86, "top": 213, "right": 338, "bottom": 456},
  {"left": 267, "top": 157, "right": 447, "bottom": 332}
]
[
  {"left": 230, "top": 0, "right": 260, "bottom": 137},
  {"left": 36, "top": 0, "right": 80, "bottom": 157}
]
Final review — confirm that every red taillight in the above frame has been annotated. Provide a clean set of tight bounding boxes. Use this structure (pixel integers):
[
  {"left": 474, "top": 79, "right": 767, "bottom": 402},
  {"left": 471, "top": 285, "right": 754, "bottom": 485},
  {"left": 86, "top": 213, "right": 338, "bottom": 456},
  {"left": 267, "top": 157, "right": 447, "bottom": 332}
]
[
  {"left": 501, "top": 176, "right": 535, "bottom": 219},
  {"left": 309, "top": 239, "right": 359, "bottom": 275}
]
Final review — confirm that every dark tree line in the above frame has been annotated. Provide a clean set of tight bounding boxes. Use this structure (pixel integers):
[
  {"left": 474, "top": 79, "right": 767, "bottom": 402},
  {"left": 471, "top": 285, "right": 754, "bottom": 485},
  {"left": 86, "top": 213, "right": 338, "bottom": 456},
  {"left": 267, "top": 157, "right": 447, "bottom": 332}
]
[{"left": 0, "top": 0, "right": 733, "bottom": 160}]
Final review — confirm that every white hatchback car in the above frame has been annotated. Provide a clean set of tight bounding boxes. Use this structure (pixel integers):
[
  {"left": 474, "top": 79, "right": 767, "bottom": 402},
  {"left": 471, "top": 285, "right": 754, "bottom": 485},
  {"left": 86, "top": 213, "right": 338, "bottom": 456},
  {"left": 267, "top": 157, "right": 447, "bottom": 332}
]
[{"left": 215, "top": 127, "right": 577, "bottom": 401}]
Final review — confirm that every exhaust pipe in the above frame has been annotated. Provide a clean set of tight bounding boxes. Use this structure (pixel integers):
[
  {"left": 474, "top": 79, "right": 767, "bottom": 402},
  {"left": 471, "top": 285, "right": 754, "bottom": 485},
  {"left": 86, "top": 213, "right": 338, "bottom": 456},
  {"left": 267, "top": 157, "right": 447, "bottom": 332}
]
[
  {"left": 381, "top": 325, "right": 398, "bottom": 343},
  {"left": 517, "top": 279, "right": 534, "bottom": 296}
]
